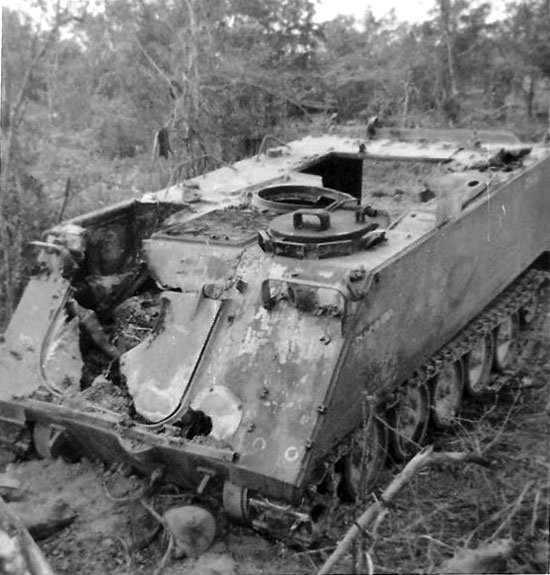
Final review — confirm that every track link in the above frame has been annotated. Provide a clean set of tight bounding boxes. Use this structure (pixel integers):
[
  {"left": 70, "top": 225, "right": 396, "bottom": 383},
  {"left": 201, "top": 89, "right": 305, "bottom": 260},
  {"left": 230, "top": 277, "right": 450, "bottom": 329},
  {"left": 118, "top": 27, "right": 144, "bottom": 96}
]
[{"left": 409, "top": 268, "right": 549, "bottom": 389}]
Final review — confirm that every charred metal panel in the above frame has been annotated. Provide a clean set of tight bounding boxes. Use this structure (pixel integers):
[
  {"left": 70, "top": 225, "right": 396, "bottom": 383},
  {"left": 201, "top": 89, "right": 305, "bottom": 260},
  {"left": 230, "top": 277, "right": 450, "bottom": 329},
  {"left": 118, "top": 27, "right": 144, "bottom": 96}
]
[
  {"left": 63, "top": 199, "right": 137, "bottom": 228},
  {"left": 176, "top": 246, "right": 346, "bottom": 494},
  {"left": 0, "top": 277, "right": 70, "bottom": 400},
  {"left": 121, "top": 292, "right": 222, "bottom": 422},
  {"left": 42, "top": 316, "right": 83, "bottom": 389},
  {"left": 59, "top": 201, "right": 182, "bottom": 277},
  {"left": 143, "top": 240, "right": 245, "bottom": 293},
  {"left": 156, "top": 208, "right": 273, "bottom": 246},
  {"left": 16, "top": 400, "right": 239, "bottom": 489}
]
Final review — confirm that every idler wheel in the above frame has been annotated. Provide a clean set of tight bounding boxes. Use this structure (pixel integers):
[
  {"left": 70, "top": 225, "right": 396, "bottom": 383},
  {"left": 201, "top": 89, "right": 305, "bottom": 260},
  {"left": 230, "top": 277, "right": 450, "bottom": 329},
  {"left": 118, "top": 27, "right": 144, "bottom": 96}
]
[
  {"left": 341, "top": 418, "right": 388, "bottom": 500},
  {"left": 430, "top": 361, "right": 464, "bottom": 428},
  {"left": 389, "top": 381, "right": 429, "bottom": 461},
  {"left": 493, "top": 313, "right": 519, "bottom": 372},
  {"left": 222, "top": 481, "right": 251, "bottom": 525},
  {"left": 465, "top": 333, "right": 494, "bottom": 397}
]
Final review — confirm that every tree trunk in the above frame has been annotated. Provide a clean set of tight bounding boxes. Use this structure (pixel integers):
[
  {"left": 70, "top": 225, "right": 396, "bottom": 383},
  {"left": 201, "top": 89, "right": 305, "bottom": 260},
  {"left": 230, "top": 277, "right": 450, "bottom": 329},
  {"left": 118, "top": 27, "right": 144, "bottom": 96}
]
[
  {"left": 1, "top": 61, "right": 11, "bottom": 131},
  {"left": 184, "top": 0, "right": 200, "bottom": 116},
  {"left": 0, "top": 125, "right": 15, "bottom": 321},
  {"left": 402, "top": 73, "right": 411, "bottom": 127},
  {"left": 524, "top": 73, "right": 536, "bottom": 119},
  {"left": 438, "top": 0, "right": 458, "bottom": 97},
  {"left": 0, "top": 8, "right": 68, "bottom": 326},
  {"left": 47, "top": 37, "right": 60, "bottom": 124},
  {"left": 438, "top": 0, "right": 459, "bottom": 122}
]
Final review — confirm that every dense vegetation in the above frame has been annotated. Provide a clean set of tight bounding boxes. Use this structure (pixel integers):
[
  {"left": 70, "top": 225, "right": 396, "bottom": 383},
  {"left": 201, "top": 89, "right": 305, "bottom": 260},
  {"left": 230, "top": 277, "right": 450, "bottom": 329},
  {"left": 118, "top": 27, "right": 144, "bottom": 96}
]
[{"left": 1, "top": 0, "right": 549, "bottom": 329}]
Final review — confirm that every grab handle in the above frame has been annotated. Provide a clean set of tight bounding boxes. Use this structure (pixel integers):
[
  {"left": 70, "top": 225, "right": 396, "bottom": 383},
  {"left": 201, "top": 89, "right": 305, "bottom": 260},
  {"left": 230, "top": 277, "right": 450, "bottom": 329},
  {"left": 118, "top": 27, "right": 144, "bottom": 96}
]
[{"left": 292, "top": 209, "right": 331, "bottom": 231}]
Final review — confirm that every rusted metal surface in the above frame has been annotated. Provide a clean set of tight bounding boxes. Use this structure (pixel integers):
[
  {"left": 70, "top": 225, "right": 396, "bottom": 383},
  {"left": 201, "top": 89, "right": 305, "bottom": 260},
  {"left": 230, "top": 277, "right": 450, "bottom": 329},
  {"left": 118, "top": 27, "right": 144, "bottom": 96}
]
[
  {"left": 0, "top": 277, "right": 70, "bottom": 399},
  {"left": 314, "top": 157, "right": 550, "bottom": 455},
  {"left": 340, "top": 125, "right": 522, "bottom": 144},
  {"left": 122, "top": 292, "right": 223, "bottom": 422},
  {"left": 1, "top": 127, "right": 549, "bottom": 538}
]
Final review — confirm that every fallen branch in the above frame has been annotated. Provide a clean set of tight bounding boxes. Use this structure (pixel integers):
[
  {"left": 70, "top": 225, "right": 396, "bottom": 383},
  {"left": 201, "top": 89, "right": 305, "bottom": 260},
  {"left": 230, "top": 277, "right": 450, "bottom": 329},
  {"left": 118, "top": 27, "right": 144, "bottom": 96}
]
[
  {"left": 528, "top": 488, "right": 541, "bottom": 537},
  {"left": 140, "top": 500, "right": 174, "bottom": 575},
  {"left": 317, "top": 445, "right": 491, "bottom": 575},
  {"left": 488, "top": 480, "right": 533, "bottom": 541}
]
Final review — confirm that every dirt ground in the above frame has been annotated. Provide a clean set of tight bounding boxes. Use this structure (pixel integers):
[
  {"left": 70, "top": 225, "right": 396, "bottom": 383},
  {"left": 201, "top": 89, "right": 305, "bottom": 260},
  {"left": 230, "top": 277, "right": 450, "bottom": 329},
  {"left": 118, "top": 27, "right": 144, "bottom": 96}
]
[{"left": 0, "top": 288, "right": 548, "bottom": 575}]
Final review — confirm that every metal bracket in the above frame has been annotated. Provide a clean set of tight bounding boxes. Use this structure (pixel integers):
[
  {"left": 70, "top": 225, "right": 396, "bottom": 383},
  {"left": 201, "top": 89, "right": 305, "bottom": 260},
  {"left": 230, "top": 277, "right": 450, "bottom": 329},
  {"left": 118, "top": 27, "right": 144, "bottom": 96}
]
[
  {"left": 261, "top": 277, "right": 351, "bottom": 334},
  {"left": 292, "top": 209, "right": 331, "bottom": 231},
  {"left": 196, "top": 467, "right": 216, "bottom": 494}
]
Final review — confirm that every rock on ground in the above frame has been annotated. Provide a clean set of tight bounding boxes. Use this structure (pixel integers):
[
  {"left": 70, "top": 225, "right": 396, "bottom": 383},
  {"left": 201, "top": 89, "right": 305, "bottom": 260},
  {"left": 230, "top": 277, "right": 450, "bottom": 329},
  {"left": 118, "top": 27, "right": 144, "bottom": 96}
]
[{"left": 163, "top": 505, "right": 217, "bottom": 559}]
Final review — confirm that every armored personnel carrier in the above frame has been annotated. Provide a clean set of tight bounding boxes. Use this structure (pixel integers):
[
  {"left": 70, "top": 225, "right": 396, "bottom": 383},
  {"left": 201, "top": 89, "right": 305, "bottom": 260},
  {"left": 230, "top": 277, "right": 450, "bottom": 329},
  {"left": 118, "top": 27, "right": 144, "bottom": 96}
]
[{"left": 1, "top": 128, "right": 549, "bottom": 541}]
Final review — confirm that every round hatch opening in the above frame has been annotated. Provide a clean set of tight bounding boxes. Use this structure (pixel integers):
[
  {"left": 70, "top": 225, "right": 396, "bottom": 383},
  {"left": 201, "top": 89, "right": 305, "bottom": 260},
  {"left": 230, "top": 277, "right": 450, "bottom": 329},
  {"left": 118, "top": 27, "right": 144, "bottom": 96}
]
[{"left": 252, "top": 184, "right": 355, "bottom": 213}]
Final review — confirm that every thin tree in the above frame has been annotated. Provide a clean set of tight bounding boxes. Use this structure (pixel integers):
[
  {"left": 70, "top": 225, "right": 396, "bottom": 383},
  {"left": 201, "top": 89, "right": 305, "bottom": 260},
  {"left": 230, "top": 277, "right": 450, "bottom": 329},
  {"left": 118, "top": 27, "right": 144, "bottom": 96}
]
[
  {"left": 437, "top": 0, "right": 459, "bottom": 121},
  {"left": 0, "top": 3, "right": 81, "bottom": 321}
]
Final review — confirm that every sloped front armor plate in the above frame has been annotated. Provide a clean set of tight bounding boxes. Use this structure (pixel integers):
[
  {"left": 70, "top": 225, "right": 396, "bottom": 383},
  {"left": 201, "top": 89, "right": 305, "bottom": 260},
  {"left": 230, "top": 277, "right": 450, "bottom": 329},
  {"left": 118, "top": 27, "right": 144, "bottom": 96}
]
[{"left": 121, "top": 292, "right": 222, "bottom": 422}]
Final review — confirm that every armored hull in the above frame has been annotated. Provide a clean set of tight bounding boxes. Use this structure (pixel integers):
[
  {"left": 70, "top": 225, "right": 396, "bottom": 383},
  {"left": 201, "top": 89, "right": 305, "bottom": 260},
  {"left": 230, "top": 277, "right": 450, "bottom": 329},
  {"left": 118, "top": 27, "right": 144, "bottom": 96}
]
[{"left": 1, "top": 129, "right": 549, "bottom": 539}]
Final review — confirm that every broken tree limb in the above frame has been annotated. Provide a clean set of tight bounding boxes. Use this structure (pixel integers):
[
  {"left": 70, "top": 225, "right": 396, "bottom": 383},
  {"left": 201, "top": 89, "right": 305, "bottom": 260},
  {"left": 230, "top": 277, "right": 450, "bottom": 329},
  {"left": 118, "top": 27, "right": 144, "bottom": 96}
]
[
  {"left": 140, "top": 500, "right": 174, "bottom": 575},
  {"left": 0, "top": 496, "right": 56, "bottom": 575},
  {"left": 317, "top": 445, "right": 491, "bottom": 575}
]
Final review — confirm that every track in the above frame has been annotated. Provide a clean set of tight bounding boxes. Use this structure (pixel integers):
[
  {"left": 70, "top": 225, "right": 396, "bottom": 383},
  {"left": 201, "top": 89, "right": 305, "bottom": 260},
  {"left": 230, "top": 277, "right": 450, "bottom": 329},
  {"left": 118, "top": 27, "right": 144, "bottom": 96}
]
[{"left": 309, "top": 267, "right": 550, "bottom": 535}]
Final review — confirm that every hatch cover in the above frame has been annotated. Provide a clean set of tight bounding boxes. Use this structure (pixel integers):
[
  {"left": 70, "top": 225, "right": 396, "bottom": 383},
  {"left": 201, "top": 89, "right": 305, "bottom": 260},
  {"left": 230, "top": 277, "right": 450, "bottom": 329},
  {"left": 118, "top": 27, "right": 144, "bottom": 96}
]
[
  {"left": 156, "top": 208, "right": 273, "bottom": 247},
  {"left": 260, "top": 207, "right": 388, "bottom": 258}
]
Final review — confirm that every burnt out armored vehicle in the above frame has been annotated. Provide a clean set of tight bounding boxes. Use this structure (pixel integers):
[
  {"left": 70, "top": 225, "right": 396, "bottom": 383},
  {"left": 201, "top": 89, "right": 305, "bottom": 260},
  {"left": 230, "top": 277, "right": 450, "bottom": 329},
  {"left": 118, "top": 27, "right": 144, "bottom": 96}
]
[{"left": 1, "top": 128, "right": 549, "bottom": 540}]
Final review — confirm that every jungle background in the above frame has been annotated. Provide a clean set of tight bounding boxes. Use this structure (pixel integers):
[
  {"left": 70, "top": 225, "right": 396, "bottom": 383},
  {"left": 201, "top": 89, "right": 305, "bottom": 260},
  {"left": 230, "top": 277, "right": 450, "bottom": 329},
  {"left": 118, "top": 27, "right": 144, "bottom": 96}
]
[{"left": 1, "top": 0, "right": 550, "bottom": 330}]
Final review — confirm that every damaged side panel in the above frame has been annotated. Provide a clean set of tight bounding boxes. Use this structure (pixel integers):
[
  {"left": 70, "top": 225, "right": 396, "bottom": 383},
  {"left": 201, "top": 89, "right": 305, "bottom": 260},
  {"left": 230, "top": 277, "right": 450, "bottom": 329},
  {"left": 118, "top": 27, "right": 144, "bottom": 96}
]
[
  {"left": 0, "top": 277, "right": 71, "bottom": 399},
  {"left": 122, "top": 293, "right": 223, "bottom": 422},
  {"left": 184, "top": 256, "right": 346, "bottom": 490}
]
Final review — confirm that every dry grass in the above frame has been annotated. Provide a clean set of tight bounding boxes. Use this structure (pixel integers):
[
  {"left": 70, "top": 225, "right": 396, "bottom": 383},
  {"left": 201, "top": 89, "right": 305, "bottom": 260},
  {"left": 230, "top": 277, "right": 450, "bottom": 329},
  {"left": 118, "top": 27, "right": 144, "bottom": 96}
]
[{"left": 324, "top": 291, "right": 550, "bottom": 574}]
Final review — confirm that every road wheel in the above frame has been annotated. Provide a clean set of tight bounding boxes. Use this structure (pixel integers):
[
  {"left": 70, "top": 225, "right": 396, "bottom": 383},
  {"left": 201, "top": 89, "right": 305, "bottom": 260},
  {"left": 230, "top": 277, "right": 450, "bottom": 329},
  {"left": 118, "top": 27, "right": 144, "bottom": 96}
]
[
  {"left": 341, "top": 417, "right": 388, "bottom": 501},
  {"left": 431, "top": 361, "right": 464, "bottom": 428},
  {"left": 493, "top": 313, "right": 519, "bottom": 372},
  {"left": 389, "top": 381, "right": 429, "bottom": 461},
  {"left": 465, "top": 333, "right": 494, "bottom": 397}
]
